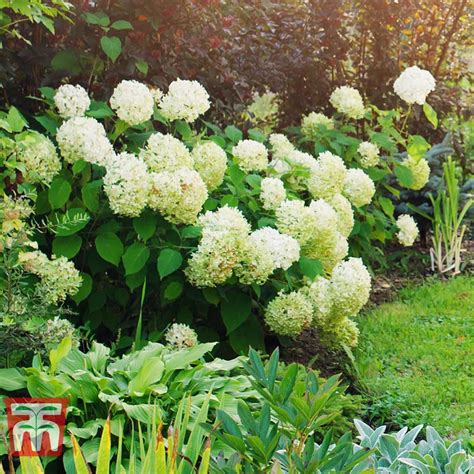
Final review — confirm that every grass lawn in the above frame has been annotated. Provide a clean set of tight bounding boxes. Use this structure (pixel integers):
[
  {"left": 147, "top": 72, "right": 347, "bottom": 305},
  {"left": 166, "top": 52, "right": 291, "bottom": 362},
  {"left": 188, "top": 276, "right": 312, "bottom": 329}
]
[{"left": 354, "top": 275, "right": 474, "bottom": 440}]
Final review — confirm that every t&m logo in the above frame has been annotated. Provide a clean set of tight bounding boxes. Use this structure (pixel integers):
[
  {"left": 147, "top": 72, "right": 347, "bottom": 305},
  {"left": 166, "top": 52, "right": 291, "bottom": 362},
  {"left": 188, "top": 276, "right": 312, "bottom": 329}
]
[{"left": 4, "top": 398, "right": 68, "bottom": 457}]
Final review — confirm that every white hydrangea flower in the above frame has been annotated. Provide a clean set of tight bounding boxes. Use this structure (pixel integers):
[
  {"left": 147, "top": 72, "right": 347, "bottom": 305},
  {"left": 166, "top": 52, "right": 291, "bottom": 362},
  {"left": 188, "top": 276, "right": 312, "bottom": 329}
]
[
  {"left": 327, "top": 194, "right": 354, "bottom": 238},
  {"left": 103, "top": 152, "right": 150, "bottom": 217},
  {"left": 264, "top": 290, "right": 313, "bottom": 337},
  {"left": 165, "top": 323, "right": 198, "bottom": 349},
  {"left": 149, "top": 86, "right": 163, "bottom": 104},
  {"left": 309, "top": 199, "right": 339, "bottom": 242},
  {"left": 54, "top": 84, "right": 90, "bottom": 119},
  {"left": 249, "top": 227, "right": 300, "bottom": 270},
  {"left": 396, "top": 214, "right": 419, "bottom": 246},
  {"left": 357, "top": 141, "right": 380, "bottom": 168},
  {"left": 232, "top": 139, "right": 268, "bottom": 172},
  {"left": 42, "top": 317, "right": 80, "bottom": 350},
  {"left": 159, "top": 79, "right": 210, "bottom": 122},
  {"left": 329, "top": 86, "right": 365, "bottom": 119},
  {"left": 308, "top": 151, "right": 347, "bottom": 199},
  {"left": 148, "top": 168, "right": 208, "bottom": 224},
  {"left": 235, "top": 238, "right": 276, "bottom": 285},
  {"left": 321, "top": 317, "right": 359, "bottom": 348},
  {"left": 330, "top": 257, "right": 371, "bottom": 318},
  {"left": 110, "top": 80, "right": 154, "bottom": 125},
  {"left": 268, "top": 133, "right": 295, "bottom": 161},
  {"left": 401, "top": 155, "right": 430, "bottom": 190},
  {"left": 301, "top": 112, "right": 334, "bottom": 139},
  {"left": 192, "top": 141, "right": 227, "bottom": 191},
  {"left": 276, "top": 199, "right": 318, "bottom": 246},
  {"left": 288, "top": 149, "right": 319, "bottom": 173},
  {"left": 16, "top": 131, "right": 61, "bottom": 185},
  {"left": 186, "top": 206, "right": 251, "bottom": 287},
  {"left": 140, "top": 133, "right": 193, "bottom": 173},
  {"left": 56, "top": 117, "right": 114, "bottom": 166},
  {"left": 260, "top": 177, "right": 286, "bottom": 210},
  {"left": 301, "top": 276, "right": 333, "bottom": 323},
  {"left": 18, "top": 250, "right": 82, "bottom": 305},
  {"left": 343, "top": 169, "right": 375, "bottom": 207},
  {"left": 394, "top": 66, "right": 436, "bottom": 105}
]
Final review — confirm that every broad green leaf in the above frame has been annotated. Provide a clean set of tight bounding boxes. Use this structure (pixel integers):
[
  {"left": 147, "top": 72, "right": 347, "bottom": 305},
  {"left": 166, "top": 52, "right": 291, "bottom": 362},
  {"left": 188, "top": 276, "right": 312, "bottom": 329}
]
[
  {"left": 128, "top": 357, "right": 164, "bottom": 396},
  {"left": 100, "top": 36, "right": 122, "bottom": 62},
  {"left": 423, "top": 103, "right": 438, "bottom": 128},
  {"left": 49, "top": 336, "right": 72, "bottom": 374},
  {"left": 225, "top": 125, "right": 243, "bottom": 143},
  {"left": 163, "top": 280, "right": 183, "bottom": 301},
  {"left": 52, "top": 208, "right": 90, "bottom": 236},
  {"left": 157, "top": 248, "right": 183, "bottom": 278},
  {"left": 48, "top": 178, "right": 72, "bottom": 209},
  {"left": 406, "top": 135, "right": 430, "bottom": 160},
  {"left": 71, "top": 272, "right": 92, "bottom": 305},
  {"left": 111, "top": 20, "right": 133, "bottom": 30},
  {"left": 81, "top": 180, "right": 102, "bottom": 212},
  {"left": 7, "top": 106, "right": 27, "bottom": 132},
  {"left": 176, "top": 120, "right": 192, "bottom": 140},
  {"left": 135, "top": 59, "right": 149, "bottom": 75},
  {"left": 51, "top": 50, "right": 81, "bottom": 74},
  {"left": 84, "top": 12, "right": 110, "bottom": 26},
  {"left": 378, "top": 196, "right": 395, "bottom": 218},
  {"left": 221, "top": 289, "right": 252, "bottom": 334},
  {"left": 133, "top": 213, "right": 157, "bottom": 241},
  {"left": 87, "top": 101, "right": 114, "bottom": 119},
  {"left": 299, "top": 257, "right": 324, "bottom": 279},
  {"left": 394, "top": 164, "right": 414, "bottom": 188},
  {"left": 52, "top": 235, "right": 82, "bottom": 259},
  {"left": 35, "top": 115, "right": 59, "bottom": 134},
  {"left": 71, "top": 433, "right": 90, "bottom": 474},
  {"left": 0, "top": 368, "right": 26, "bottom": 391},
  {"left": 122, "top": 242, "right": 150, "bottom": 275},
  {"left": 96, "top": 419, "right": 111, "bottom": 474},
  {"left": 95, "top": 232, "right": 124, "bottom": 266},
  {"left": 228, "top": 315, "right": 265, "bottom": 355}
]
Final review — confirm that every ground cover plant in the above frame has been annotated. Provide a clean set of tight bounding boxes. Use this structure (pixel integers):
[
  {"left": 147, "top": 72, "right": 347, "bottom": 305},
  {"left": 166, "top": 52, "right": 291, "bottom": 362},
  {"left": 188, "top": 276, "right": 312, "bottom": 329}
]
[{"left": 355, "top": 276, "right": 474, "bottom": 441}]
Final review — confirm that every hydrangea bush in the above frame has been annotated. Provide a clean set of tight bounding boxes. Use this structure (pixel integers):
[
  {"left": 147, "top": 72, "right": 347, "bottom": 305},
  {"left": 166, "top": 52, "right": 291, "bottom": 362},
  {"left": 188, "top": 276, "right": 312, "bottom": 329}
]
[{"left": 0, "top": 68, "right": 437, "bottom": 354}]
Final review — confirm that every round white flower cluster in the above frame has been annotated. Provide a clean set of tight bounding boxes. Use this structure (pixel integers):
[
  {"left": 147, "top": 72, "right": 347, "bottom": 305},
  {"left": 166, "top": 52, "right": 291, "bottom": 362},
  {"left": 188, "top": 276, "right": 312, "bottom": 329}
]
[
  {"left": 232, "top": 139, "right": 268, "bottom": 173},
  {"left": 301, "top": 112, "right": 334, "bottom": 139},
  {"left": 260, "top": 177, "right": 286, "bottom": 210},
  {"left": 268, "top": 133, "right": 295, "bottom": 161},
  {"left": 148, "top": 168, "right": 208, "bottom": 224},
  {"left": 110, "top": 80, "right": 154, "bottom": 126},
  {"left": 42, "top": 317, "right": 80, "bottom": 351},
  {"left": 16, "top": 131, "right": 61, "bottom": 185},
  {"left": 327, "top": 194, "right": 354, "bottom": 238},
  {"left": 329, "top": 86, "right": 365, "bottom": 119},
  {"left": 54, "top": 84, "right": 90, "bottom": 119},
  {"left": 192, "top": 141, "right": 227, "bottom": 191},
  {"left": 276, "top": 199, "right": 318, "bottom": 247},
  {"left": 343, "top": 169, "right": 375, "bottom": 207},
  {"left": 165, "top": 323, "right": 198, "bottom": 349},
  {"left": 149, "top": 86, "right": 164, "bottom": 104},
  {"left": 308, "top": 151, "right": 347, "bottom": 199},
  {"left": 357, "top": 141, "right": 380, "bottom": 168},
  {"left": 159, "top": 79, "right": 210, "bottom": 122},
  {"left": 264, "top": 290, "right": 313, "bottom": 337},
  {"left": 56, "top": 116, "right": 114, "bottom": 166},
  {"left": 396, "top": 214, "right": 419, "bottom": 246},
  {"left": 402, "top": 155, "right": 430, "bottom": 190},
  {"left": 393, "top": 66, "right": 436, "bottom": 105},
  {"left": 141, "top": 133, "right": 193, "bottom": 173},
  {"left": 18, "top": 250, "right": 82, "bottom": 305},
  {"left": 186, "top": 206, "right": 250, "bottom": 287},
  {"left": 103, "top": 153, "right": 150, "bottom": 217}
]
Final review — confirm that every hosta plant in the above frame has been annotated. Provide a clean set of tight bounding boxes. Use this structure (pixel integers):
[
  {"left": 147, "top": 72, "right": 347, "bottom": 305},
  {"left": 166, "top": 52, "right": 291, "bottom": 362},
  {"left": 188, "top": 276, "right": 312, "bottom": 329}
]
[{"left": 0, "top": 68, "right": 437, "bottom": 353}]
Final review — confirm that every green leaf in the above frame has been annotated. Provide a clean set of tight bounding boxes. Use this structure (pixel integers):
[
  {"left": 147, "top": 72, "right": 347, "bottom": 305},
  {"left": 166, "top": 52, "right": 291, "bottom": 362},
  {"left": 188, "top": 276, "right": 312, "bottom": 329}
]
[
  {"left": 175, "top": 120, "right": 192, "bottom": 140},
  {"left": 51, "top": 50, "right": 81, "bottom": 74},
  {"left": 163, "top": 280, "right": 183, "bottom": 301},
  {"left": 229, "top": 315, "right": 265, "bottom": 354},
  {"left": 299, "top": 257, "right": 324, "bottom": 279},
  {"left": 122, "top": 242, "right": 150, "bottom": 275},
  {"left": 423, "top": 103, "right": 438, "bottom": 128},
  {"left": 133, "top": 213, "right": 157, "bottom": 241},
  {"left": 221, "top": 289, "right": 252, "bottom": 334},
  {"left": 248, "top": 128, "right": 266, "bottom": 142},
  {"left": 7, "top": 106, "right": 27, "bottom": 132},
  {"left": 378, "top": 196, "right": 395, "bottom": 218},
  {"left": 0, "top": 368, "right": 26, "bottom": 391},
  {"left": 100, "top": 36, "right": 122, "bottom": 62},
  {"left": 49, "top": 336, "right": 72, "bottom": 374},
  {"left": 225, "top": 125, "right": 243, "bottom": 143},
  {"left": 135, "top": 59, "right": 149, "bottom": 75},
  {"left": 157, "top": 248, "right": 183, "bottom": 278},
  {"left": 394, "top": 164, "right": 415, "bottom": 188},
  {"left": 111, "top": 20, "right": 133, "bottom": 30},
  {"left": 87, "top": 101, "right": 114, "bottom": 119},
  {"left": 53, "top": 235, "right": 82, "bottom": 259},
  {"left": 35, "top": 115, "right": 59, "bottom": 134},
  {"left": 71, "top": 273, "right": 92, "bottom": 304},
  {"left": 128, "top": 357, "right": 164, "bottom": 396},
  {"left": 95, "top": 232, "right": 124, "bottom": 266},
  {"left": 407, "top": 135, "right": 430, "bottom": 160},
  {"left": 82, "top": 180, "right": 102, "bottom": 212},
  {"left": 84, "top": 12, "right": 110, "bottom": 27},
  {"left": 48, "top": 177, "right": 72, "bottom": 209},
  {"left": 53, "top": 208, "right": 90, "bottom": 236}
]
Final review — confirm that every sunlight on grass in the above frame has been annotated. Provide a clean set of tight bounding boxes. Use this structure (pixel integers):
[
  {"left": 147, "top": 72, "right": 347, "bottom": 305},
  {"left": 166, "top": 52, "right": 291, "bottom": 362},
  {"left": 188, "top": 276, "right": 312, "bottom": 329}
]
[{"left": 355, "top": 276, "right": 474, "bottom": 439}]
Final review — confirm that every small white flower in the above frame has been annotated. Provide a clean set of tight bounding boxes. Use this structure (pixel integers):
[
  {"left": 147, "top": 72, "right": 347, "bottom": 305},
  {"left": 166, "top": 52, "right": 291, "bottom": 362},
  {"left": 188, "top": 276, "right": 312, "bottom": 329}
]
[
  {"left": 394, "top": 66, "right": 436, "bottom": 105},
  {"left": 160, "top": 79, "right": 210, "bottom": 122},
  {"left": 396, "top": 214, "right": 419, "bottom": 246},
  {"left": 110, "top": 80, "right": 154, "bottom": 125},
  {"left": 165, "top": 323, "right": 198, "bottom": 349},
  {"left": 54, "top": 84, "right": 90, "bottom": 119},
  {"left": 357, "top": 141, "right": 380, "bottom": 168}
]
